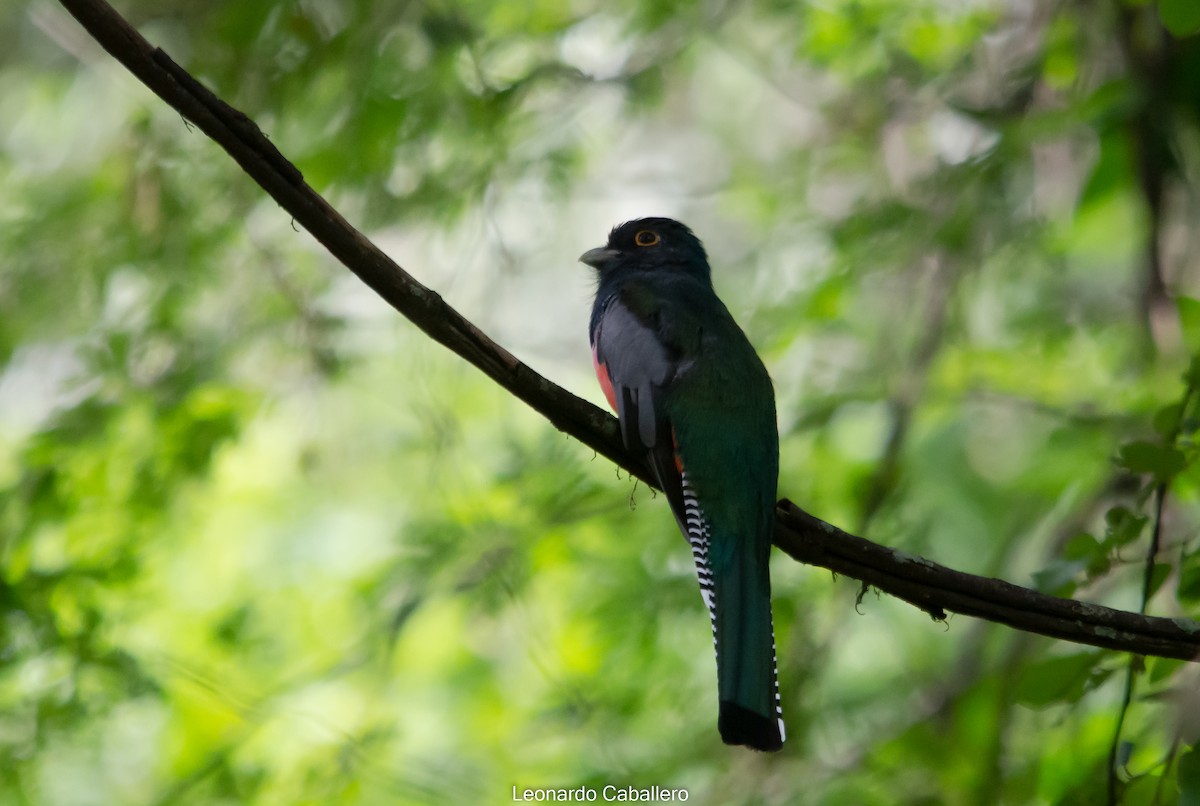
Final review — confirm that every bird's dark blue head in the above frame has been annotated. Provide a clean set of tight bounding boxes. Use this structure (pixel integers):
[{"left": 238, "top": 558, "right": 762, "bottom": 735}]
[{"left": 579, "top": 218, "right": 711, "bottom": 285}]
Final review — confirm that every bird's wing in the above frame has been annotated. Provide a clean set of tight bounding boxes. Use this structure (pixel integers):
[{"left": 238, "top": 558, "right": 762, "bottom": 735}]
[
  {"left": 591, "top": 291, "right": 692, "bottom": 524},
  {"left": 592, "top": 295, "right": 673, "bottom": 449}
]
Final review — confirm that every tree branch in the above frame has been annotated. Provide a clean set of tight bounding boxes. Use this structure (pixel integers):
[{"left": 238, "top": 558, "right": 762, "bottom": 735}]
[{"left": 57, "top": 0, "right": 1200, "bottom": 663}]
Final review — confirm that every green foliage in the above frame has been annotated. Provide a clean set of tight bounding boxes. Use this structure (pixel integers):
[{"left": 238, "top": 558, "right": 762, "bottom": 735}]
[
  {"left": 1182, "top": 747, "right": 1200, "bottom": 806},
  {"left": 1116, "top": 441, "right": 1187, "bottom": 481},
  {"left": 1015, "top": 652, "right": 1111, "bottom": 708},
  {"left": 4, "top": 0, "right": 1200, "bottom": 804},
  {"left": 1160, "top": 0, "right": 1200, "bottom": 37}
]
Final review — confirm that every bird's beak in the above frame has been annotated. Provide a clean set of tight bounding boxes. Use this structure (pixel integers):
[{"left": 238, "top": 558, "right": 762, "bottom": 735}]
[{"left": 578, "top": 246, "right": 621, "bottom": 270}]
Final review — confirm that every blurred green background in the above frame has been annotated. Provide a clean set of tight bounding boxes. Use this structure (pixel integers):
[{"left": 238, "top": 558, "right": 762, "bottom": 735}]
[{"left": 3, "top": 0, "right": 1200, "bottom": 803}]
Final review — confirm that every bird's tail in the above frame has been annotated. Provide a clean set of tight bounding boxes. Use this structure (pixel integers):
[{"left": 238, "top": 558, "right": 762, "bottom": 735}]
[{"left": 681, "top": 474, "right": 784, "bottom": 752}]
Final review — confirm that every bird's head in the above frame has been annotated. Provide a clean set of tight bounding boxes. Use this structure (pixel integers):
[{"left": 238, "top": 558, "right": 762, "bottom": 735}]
[{"left": 579, "top": 217, "right": 710, "bottom": 283}]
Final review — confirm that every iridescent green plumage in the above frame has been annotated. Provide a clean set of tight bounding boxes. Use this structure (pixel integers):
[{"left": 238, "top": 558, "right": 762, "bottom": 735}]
[{"left": 583, "top": 218, "right": 783, "bottom": 751}]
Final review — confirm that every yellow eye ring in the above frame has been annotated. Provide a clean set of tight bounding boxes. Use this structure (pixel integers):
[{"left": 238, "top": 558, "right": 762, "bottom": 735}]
[{"left": 635, "top": 230, "right": 660, "bottom": 247}]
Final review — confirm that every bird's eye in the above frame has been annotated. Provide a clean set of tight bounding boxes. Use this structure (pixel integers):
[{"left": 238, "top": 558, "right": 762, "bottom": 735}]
[{"left": 635, "top": 230, "right": 660, "bottom": 247}]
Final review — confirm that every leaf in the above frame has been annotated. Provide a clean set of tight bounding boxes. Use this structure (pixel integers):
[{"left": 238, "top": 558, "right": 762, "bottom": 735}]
[
  {"left": 1121, "top": 772, "right": 1161, "bottom": 805},
  {"left": 1148, "top": 562, "right": 1172, "bottom": 599},
  {"left": 1115, "top": 441, "right": 1187, "bottom": 481},
  {"left": 1063, "top": 532, "right": 1102, "bottom": 560},
  {"left": 1181, "top": 550, "right": 1200, "bottom": 603},
  {"left": 1160, "top": 0, "right": 1200, "bottom": 37},
  {"left": 1015, "top": 652, "right": 1107, "bottom": 708},
  {"left": 1079, "top": 130, "right": 1134, "bottom": 208},
  {"left": 1153, "top": 402, "right": 1183, "bottom": 438},
  {"left": 1032, "top": 560, "right": 1081, "bottom": 597},
  {"left": 1052, "top": 761, "right": 1108, "bottom": 805},
  {"left": 1104, "top": 506, "right": 1148, "bottom": 548},
  {"left": 1182, "top": 747, "right": 1200, "bottom": 806},
  {"left": 1146, "top": 656, "right": 1183, "bottom": 684},
  {"left": 1179, "top": 298, "right": 1200, "bottom": 354},
  {"left": 1063, "top": 532, "right": 1111, "bottom": 578}
]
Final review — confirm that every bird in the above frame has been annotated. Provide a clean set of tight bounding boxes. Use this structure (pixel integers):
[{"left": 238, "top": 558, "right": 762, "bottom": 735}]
[{"left": 580, "top": 217, "right": 784, "bottom": 752}]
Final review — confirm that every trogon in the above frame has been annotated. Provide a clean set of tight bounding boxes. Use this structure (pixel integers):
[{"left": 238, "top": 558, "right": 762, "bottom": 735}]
[{"left": 580, "top": 217, "right": 784, "bottom": 752}]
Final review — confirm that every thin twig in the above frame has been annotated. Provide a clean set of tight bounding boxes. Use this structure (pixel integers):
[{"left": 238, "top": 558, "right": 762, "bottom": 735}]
[{"left": 1107, "top": 380, "right": 1194, "bottom": 804}]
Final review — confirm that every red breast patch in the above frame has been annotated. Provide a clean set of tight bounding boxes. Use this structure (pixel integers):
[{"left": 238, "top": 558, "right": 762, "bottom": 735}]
[{"left": 592, "top": 348, "right": 618, "bottom": 412}]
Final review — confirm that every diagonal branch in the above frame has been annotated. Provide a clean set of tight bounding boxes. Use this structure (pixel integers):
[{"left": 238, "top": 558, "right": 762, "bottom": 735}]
[{"left": 57, "top": 0, "right": 1200, "bottom": 663}]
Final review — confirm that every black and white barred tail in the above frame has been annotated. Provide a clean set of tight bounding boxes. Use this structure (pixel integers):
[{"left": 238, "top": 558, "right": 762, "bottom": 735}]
[{"left": 680, "top": 472, "right": 785, "bottom": 751}]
